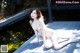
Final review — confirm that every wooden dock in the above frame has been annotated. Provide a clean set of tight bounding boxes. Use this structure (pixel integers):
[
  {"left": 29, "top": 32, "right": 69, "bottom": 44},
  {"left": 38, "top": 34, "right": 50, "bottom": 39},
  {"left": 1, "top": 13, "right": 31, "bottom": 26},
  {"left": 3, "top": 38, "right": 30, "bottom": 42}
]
[{"left": 14, "top": 21, "right": 80, "bottom": 53}]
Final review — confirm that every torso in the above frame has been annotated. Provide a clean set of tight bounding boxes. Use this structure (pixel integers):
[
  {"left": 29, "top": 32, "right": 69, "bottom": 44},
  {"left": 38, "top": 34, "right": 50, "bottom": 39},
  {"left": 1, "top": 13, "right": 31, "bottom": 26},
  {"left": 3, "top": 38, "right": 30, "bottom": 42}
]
[
  {"left": 31, "top": 20, "right": 43, "bottom": 33},
  {"left": 31, "top": 20, "right": 54, "bottom": 38}
]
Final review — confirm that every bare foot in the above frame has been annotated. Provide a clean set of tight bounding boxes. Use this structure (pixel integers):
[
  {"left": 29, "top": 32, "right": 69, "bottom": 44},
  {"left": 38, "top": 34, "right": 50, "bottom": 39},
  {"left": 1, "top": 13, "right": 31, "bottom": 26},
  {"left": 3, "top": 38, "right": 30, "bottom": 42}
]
[{"left": 71, "top": 37, "right": 80, "bottom": 43}]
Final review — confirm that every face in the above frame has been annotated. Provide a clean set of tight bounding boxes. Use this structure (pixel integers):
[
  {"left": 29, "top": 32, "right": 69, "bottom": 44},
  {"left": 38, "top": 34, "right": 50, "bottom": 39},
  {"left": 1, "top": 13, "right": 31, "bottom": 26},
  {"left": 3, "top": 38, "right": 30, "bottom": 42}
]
[{"left": 31, "top": 10, "right": 37, "bottom": 19}]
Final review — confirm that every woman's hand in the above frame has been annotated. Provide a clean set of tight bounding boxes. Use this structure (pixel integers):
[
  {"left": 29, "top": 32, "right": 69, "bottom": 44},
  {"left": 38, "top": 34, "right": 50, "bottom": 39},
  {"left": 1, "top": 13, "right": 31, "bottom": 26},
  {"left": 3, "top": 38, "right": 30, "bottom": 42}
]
[{"left": 33, "top": 38, "right": 39, "bottom": 43}]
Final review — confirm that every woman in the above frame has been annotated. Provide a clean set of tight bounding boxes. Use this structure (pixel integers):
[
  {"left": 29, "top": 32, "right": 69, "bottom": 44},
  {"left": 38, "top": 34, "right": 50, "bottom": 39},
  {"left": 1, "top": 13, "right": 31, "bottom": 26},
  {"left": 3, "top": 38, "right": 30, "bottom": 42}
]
[{"left": 29, "top": 8, "right": 80, "bottom": 49}]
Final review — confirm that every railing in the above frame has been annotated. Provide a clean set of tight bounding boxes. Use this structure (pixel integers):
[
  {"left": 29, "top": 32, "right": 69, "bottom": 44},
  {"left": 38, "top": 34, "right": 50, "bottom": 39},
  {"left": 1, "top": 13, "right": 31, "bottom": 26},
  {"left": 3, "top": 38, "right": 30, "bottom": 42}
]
[
  {"left": 0, "top": 8, "right": 32, "bottom": 29},
  {"left": 0, "top": 4, "right": 80, "bottom": 29}
]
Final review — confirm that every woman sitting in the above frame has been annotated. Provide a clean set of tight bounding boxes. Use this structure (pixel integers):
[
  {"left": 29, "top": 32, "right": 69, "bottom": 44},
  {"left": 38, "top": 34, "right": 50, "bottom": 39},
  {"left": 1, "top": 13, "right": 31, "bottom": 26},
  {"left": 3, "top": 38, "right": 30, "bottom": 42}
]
[{"left": 29, "top": 8, "right": 80, "bottom": 49}]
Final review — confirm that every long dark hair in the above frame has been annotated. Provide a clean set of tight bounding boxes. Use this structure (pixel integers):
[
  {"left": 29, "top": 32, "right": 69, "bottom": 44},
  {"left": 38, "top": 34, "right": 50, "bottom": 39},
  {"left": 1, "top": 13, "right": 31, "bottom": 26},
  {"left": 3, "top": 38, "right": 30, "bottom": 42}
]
[{"left": 30, "top": 8, "right": 43, "bottom": 22}]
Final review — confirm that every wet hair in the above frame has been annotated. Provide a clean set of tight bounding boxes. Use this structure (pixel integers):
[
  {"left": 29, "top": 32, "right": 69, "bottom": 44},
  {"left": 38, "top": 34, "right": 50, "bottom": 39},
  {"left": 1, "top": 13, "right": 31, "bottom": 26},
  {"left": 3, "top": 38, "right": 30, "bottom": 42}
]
[{"left": 30, "top": 8, "right": 43, "bottom": 22}]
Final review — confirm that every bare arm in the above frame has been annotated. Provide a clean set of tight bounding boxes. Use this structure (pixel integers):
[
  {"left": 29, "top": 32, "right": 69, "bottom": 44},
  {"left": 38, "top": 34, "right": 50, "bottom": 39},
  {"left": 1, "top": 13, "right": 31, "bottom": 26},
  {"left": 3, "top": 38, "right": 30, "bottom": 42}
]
[
  {"left": 41, "top": 29, "right": 47, "bottom": 48},
  {"left": 29, "top": 20, "right": 39, "bottom": 42},
  {"left": 29, "top": 20, "right": 32, "bottom": 25},
  {"left": 42, "top": 29, "right": 46, "bottom": 44},
  {"left": 34, "top": 30, "right": 39, "bottom": 41}
]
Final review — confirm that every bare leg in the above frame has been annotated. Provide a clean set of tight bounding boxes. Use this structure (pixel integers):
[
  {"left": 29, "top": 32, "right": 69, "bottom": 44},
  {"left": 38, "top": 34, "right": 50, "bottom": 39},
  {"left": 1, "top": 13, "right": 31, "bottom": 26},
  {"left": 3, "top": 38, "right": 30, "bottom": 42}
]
[
  {"left": 51, "top": 32, "right": 80, "bottom": 50},
  {"left": 70, "top": 37, "right": 80, "bottom": 43}
]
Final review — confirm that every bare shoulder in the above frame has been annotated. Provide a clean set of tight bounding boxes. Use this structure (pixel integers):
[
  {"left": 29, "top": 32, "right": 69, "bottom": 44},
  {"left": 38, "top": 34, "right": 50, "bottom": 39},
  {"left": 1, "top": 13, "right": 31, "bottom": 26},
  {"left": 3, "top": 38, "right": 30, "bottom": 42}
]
[
  {"left": 29, "top": 20, "right": 32, "bottom": 25},
  {"left": 38, "top": 19, "right": 44, "bottom": 24}
]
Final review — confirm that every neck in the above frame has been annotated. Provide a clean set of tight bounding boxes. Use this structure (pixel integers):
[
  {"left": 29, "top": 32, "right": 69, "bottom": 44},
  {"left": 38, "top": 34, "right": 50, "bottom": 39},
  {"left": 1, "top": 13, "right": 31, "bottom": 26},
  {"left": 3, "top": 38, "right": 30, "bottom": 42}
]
[{"left": 34, "top": 18, "right": 38, "bottom": 21}]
